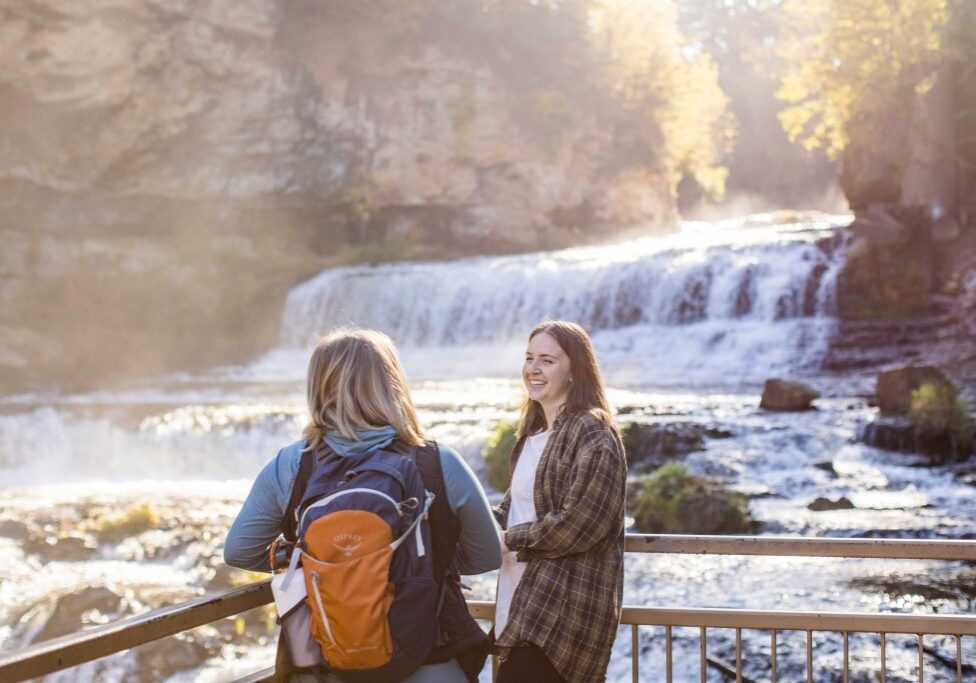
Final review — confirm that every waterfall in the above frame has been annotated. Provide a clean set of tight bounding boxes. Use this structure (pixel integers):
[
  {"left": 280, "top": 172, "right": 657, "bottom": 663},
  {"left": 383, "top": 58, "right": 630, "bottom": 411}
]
[{"left": 276, "top": 214, "right": 850, "bottom": 386}]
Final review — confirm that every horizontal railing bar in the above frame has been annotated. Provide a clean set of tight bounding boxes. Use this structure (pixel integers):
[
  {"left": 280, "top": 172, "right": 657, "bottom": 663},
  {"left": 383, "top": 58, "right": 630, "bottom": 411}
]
[
  {"left": 234, "top": 666, "right": 275, "bottom": 683},
  {"left": 626, "top": 534, "right": 976, "bottom": 560},
  {"left": 7, "top": 533, "right": 976, "bottom": 681},
  {"left": 469, "top": 601, "right": 976, "bottom": 635},
  {"left": 0, "top": 581, "right": 272, "bottom": 682}
]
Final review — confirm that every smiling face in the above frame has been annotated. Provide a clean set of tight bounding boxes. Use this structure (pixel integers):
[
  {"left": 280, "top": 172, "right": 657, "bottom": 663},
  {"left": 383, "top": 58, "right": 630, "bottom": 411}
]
[{"left": 523, "top": 331, "right": 573, "bottom": 417}]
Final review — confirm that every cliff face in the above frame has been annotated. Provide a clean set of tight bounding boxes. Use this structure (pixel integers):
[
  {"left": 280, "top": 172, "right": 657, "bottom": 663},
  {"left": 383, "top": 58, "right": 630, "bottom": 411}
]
[
  {"left": 0, "top": 0, "right": 673, "bottom": 242},
  {"left": 0, "top": 0, "right": 676, "bottom": 391}
]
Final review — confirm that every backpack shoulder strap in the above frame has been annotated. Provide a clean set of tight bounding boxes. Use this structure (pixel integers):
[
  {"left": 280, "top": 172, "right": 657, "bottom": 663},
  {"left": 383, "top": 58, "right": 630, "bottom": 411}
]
[
  {"left": 410, "top": 440, "right": 459, "bottom": 584},
  {"left": 282, "top": 444, "right": 317, "bottom": 542}
]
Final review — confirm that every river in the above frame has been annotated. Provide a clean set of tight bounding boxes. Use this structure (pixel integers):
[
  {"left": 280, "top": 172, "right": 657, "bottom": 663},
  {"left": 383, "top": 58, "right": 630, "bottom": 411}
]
[{"left": 1, "top": 212, "right": 973, "bottom": 681}]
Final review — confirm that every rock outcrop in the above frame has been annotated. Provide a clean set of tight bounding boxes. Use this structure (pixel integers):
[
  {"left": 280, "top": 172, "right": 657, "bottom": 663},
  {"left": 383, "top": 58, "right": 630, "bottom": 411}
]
[
  {"left": 620, "top": 422, "right": 707, "bottom": 472},
  {"left": 876, "top": 365, "right": 953, "bottom": 416},
  {"left": 759, "top": 378, "right": 820, "bottom": 412},
  {"left": 630, "top": 463, "right": 752, "bottom": 535},
  {"left": 0, "top": 0, "right": 678, "bottom": 392}
]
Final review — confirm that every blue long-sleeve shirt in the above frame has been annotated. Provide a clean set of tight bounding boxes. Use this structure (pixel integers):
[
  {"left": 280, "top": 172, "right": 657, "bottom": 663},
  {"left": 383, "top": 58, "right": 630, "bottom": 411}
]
[{"left": 224, "top": 433, "right": 501, "bottom": 575}]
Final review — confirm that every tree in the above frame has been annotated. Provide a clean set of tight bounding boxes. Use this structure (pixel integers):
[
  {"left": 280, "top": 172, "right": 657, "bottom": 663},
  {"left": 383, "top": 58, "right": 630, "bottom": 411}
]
[
  {"left": 678, "top": 0, "right": 838, "bottom": 208},
  {"left": 588, "top": 0, "right": 732, "bottom": 199},
  {"left": 776, "top": 0, "right": 950, "bottom": 158}
]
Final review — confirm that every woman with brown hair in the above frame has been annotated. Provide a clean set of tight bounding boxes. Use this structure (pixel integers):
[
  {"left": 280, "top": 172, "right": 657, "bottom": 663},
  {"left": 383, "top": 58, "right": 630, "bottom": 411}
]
[{"left": 494, "top": 320, "right": 627, "bottom": 683}]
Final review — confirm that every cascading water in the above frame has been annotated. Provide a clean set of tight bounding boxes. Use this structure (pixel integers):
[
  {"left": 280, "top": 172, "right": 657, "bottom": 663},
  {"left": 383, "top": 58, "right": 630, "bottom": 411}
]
[{"left": 276, "top": 214, "right": 850, "bottom": 385}]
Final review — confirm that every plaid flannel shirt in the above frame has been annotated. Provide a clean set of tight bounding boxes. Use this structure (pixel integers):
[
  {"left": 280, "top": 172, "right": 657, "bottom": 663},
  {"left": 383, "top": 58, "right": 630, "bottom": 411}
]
[{"left": 494, "top": 409, "right": 627, "bottom": 683}]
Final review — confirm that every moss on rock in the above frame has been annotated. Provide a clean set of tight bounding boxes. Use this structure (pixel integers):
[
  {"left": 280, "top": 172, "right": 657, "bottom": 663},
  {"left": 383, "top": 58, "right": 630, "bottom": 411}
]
[
  {"left": 632, "top": 462, "right": 751, "bottom": 534},
  {"left": 86, "top": 503, "right": 161, "bottom": 543},
  {"left": 482, "top": 420, "right": 517, "bottom": 491},
  {"left": 909, "top": 381, "right": 975, "bottom": 460}
]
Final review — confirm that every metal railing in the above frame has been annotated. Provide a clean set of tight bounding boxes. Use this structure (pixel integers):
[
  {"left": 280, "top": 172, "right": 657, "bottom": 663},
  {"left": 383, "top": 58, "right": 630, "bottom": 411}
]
[{"left": 1, "top": 534, "right": 974, "bottom": 682}]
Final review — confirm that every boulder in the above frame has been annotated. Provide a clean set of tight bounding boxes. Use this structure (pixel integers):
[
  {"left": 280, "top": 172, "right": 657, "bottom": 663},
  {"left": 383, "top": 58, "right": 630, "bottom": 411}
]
[
  {"left": 807, "top": 496, "right": 855, "bottom": 511},
  {"left": 876, "top": 365, "right": 952, "bottom": 416},
  {"left": 135, "top": 634, "right": 219, "bottom": 679},
  {"left": 24, "top": 533, "right": 97, "bottom": 562},
  {"left": 0, "top": 519, "right": 29, "bottom": 540},
  {"left": 32, "top": 586, "right": 123, "bottom": 643},
  {"left": 621, "top": 422, "right": 706, "bottom": 472},
  {"left": 760, "top": 379, "right": 820, "bottom": 412},
  {"left": 632, "top": 463, "right": 752, "bottom": 534}
]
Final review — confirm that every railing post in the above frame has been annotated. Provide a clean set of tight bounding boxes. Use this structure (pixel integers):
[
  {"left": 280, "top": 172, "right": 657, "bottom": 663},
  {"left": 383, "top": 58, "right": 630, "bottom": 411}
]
[
  {"left": 665, "top": 625, "right": 672, "bottom": 683},
  {"left": 806, "top": 630, "right": 813, "bottom": 683},
  {"left": 881, "top": 632, "right": 887, "bottom": 682},
  {"left": 631, "top": 625, "right": 638, "bottom": 683},
  {"left": 842, "top": 630, "right": 849, "bottom": 683},
  {"left": 735, "top": 628, "right": 742, "bottom": 682},
  {"left": 918, "top": 633, "right": 924, "bottom": 682},
  {"left": 956, "top": 635, "right": 963, "bottom": 682}
]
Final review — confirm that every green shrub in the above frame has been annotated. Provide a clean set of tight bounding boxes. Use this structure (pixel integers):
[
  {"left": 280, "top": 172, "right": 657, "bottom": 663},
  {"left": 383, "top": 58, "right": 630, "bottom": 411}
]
[
  {"left": 909, "top": 382, "right": 974, "bottom": 457},
  {"left": 632, "top": 462, "right": 751, "bottom": 534},
  {"left": 482, "top": 420, "right": 517, "bottom": 491}
]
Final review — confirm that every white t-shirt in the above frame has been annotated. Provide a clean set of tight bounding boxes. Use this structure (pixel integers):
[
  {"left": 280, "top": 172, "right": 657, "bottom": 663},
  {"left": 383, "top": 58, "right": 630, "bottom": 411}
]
[{"left": 494, "top": 429, "right": 550, "bottom": 637}]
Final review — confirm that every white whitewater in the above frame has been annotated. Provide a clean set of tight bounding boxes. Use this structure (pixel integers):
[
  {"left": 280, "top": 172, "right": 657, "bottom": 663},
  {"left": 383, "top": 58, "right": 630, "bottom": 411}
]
[{"left": 276, "top": 213, "right": 850, "bottom": 385}]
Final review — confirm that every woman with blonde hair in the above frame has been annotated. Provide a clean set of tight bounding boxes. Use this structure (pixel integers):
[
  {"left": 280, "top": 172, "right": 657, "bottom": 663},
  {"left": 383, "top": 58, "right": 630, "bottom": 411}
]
[
  {"left": 494, "top": 320, "right": 627, "bottom": 683},
  {"left": 225, "top": 328, "right": 501, "bottom": 682}
]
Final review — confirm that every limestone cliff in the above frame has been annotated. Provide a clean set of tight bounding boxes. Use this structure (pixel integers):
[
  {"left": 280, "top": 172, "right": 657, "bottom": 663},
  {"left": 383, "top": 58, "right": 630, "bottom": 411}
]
[{"left": 0, "top": 0, "right": 677, "bottom": 390}]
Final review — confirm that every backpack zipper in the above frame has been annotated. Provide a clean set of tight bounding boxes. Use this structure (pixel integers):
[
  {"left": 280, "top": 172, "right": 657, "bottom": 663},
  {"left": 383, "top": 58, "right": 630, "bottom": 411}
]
[
  {"left": 309, "top": 571, "right": 337, "bottom": 646},
  {"left": 299, "top": 487, "right": 401, "bottom": 531}
]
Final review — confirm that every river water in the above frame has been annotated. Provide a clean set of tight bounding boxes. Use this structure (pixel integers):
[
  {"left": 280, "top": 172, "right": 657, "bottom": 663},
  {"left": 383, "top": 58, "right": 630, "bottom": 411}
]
[{"left": 1, "top": 212, "right": 973, "bottom": 681}]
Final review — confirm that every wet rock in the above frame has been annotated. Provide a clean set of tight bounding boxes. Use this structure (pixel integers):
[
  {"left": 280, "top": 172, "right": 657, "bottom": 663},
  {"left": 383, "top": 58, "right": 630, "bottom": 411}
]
[
  {"left": 631, "top": 463, "right": 752, "bottom": 534},
  {"left": 0, "top": 519, "right": 29, "bottom": 540},
  {"left": 862, "top": 411, "right": 974, "bottom": 465},
  {"left": 135, "top": 634, "right": 218, "bottom": 679},
  {"left": 24, "top": 533, "right": 97, "bottom": 561},
  {"left": 813, "top": 461, "right": 838, "bottom": 477},
  {"left": 207, "top": 563, "right": 242, "bottom": 592},
  {"left": 621, "top": 422, "right": 706, "bottom": 472},
  {"left": 32, "top": 586, "right": 123, "bottom": 643},
  {"left": 807, "top": 496, "right": 855, "bottom": 511},
  {"left": 704, "top": 426, "right": 733, "bottom": 439},
  {"left": 759, "top": 379, "right": 820, "bottom": 411},
  {"left": 876, "top": 364, "right": 952, "bottom": 416}
]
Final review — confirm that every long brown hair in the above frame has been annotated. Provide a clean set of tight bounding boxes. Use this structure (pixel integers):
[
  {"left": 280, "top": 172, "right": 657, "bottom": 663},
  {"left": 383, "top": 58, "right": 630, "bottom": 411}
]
[
  {"left": 303, "top": 328, "right": 425, "bottom": 451},
  {"left": 516, "top": 320, "right": 614, "bottom": 438}
]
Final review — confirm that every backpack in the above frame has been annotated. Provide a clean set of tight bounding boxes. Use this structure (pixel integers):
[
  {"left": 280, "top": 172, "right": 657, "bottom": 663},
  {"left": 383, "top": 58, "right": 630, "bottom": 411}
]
[{"left": 274, "top": 442, "right": 439, "bottom": 683}]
